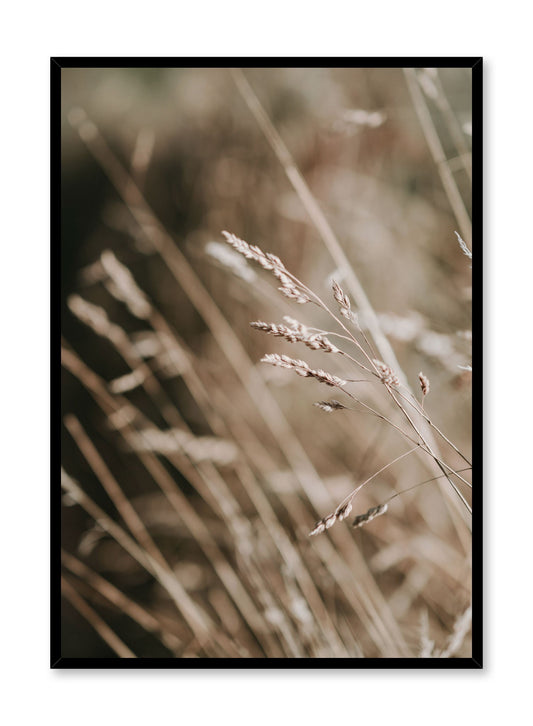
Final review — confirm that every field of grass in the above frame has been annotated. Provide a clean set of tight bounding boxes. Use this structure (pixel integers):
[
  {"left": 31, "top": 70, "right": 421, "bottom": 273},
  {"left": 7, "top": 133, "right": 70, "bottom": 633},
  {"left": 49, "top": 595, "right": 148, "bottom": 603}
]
[{"left": 60, "top": 66, "right": 473, "bottom": 659}]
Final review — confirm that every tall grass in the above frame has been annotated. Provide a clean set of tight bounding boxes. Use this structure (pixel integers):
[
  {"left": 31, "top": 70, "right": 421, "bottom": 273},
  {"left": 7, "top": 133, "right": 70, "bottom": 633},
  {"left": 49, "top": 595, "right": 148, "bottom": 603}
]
[{"left": 61, "top": 67, "right": 472, "bottom": 658}]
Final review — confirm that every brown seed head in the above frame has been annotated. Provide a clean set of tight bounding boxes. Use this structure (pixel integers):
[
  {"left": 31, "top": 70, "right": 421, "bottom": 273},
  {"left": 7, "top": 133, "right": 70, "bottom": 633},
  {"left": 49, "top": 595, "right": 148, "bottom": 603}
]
[
  {"left": 352, "top": 503, "right": 388, "bottom": 529},
  {"left": 332, "top": 279, "right": 356, "bottom": 322},
  {"left": 261, "top": 354, "right": 346, "bottom": 386},
  {"left": 313, "top": 400, "right": 347, "bottom": 413},
  {"left": 419, "top": 371, "right": 430, "bottom": 397},
  {"left": 373, "top": 359, "right": 400, "bottom": 387}
]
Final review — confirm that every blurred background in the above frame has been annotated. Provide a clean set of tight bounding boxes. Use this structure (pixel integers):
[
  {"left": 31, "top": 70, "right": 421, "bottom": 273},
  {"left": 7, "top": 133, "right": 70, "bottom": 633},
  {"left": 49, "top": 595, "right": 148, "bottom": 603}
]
[{"left": 60, "top": 65, "right": 473, "bottom": 659}]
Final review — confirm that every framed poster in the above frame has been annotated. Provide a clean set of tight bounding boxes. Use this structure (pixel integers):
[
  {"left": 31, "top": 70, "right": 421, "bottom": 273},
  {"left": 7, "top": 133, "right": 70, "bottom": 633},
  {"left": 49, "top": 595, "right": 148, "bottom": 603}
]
[{"left": 53, "top": 58, "right": 480, "bottom": 667}]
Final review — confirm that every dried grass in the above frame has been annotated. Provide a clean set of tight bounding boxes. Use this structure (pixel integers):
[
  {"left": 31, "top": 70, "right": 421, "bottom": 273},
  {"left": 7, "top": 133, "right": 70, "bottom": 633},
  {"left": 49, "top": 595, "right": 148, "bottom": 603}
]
[{"left": 61, "top": 67, "right": 473, "bottom": 659}]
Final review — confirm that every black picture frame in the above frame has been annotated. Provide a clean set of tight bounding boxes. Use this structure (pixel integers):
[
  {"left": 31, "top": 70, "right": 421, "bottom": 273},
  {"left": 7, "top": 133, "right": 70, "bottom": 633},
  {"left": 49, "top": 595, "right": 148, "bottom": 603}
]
[{"left": 53, "top": 57, "right": 482, "bottom": 668}]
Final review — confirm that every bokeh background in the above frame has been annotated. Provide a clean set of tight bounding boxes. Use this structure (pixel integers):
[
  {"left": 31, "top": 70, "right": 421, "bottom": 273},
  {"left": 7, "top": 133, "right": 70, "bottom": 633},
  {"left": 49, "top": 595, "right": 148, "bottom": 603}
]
[{"left": 60, "top": 66, "right": 473, "bottom": 659}]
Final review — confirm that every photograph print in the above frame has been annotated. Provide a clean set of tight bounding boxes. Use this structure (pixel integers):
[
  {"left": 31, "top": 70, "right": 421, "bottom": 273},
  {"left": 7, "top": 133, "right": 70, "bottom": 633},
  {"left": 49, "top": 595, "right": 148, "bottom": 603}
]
[{"left": 55, "top": 59, "right": 480, "bottom": 666}]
